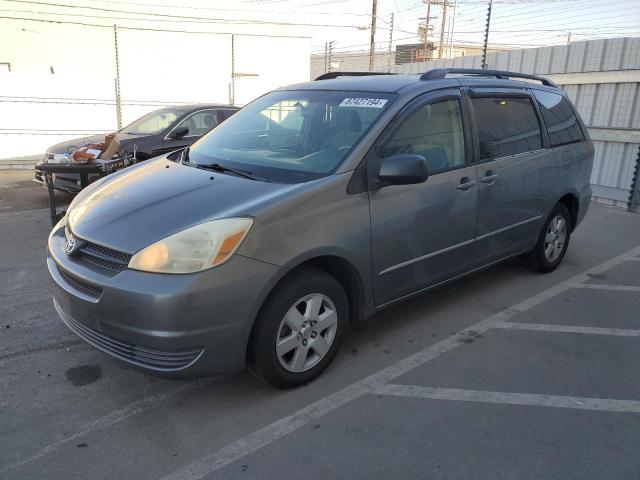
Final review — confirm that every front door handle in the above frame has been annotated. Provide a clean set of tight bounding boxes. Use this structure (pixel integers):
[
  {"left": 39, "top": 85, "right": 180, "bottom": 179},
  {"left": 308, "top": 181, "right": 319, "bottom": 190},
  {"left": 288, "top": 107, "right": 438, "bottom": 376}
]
[
  {"left": 480, "top": 170, "right": 499, "bottom": 184},
  {"left": 456, "top": 177, "right": 477, "bottom": 191}
]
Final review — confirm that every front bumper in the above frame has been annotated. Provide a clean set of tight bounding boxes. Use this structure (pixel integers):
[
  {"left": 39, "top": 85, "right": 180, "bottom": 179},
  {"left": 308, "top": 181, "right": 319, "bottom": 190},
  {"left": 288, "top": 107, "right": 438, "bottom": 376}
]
[{"left": 48, "top": 224, "right": 285, "bottom": 377}]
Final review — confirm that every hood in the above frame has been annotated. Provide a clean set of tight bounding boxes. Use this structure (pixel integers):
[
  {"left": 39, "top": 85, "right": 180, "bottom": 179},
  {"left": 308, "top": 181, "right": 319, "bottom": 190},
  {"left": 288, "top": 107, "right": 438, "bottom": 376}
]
[
  {"left": 67, "top": 158, "right": 302, "bottom": 253},
  {"left": 46, "top": 134, "right": 110, "bottom": 155},
  {"left": 46, "top": 132, "right": 140, "bottom": 155}
]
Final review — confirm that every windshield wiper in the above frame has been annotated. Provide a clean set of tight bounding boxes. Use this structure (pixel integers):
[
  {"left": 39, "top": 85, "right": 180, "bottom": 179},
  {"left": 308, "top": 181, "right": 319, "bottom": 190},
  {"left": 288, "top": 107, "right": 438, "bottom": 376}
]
[
  {"left": 181, "top": 147, "right": 268, "bottom": 182},
  {"left": 197, "top": 163, "right": 269, "bottom": 182}
]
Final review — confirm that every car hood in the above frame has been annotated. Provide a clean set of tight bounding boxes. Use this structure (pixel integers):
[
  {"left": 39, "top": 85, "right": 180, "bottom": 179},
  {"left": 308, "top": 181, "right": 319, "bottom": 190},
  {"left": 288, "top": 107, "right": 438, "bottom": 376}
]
[
  {"left": 46, "top": 132, "right": 140, "bottom": 155},
  {"left": 46, "top": 134, "right": 112, "bottom": 155},
  {"left": 67, "top": 158, "right": 302, "bottom": 253}
]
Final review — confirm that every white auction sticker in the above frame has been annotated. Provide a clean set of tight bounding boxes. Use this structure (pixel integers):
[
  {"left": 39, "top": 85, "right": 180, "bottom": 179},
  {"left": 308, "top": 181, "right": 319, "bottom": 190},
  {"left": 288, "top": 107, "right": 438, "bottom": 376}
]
[{"left": 339, "top": 98, "right": 388, "bottom": 108}]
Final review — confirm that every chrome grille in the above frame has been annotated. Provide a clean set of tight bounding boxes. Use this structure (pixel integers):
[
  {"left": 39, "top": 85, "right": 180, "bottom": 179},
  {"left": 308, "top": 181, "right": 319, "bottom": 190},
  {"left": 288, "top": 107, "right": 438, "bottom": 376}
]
[
  {"left": 55, "top": 303, "right": 203, "bottom": 371},
  {"left": 79, "top": 242, "right": 131, "bottom": 272}
]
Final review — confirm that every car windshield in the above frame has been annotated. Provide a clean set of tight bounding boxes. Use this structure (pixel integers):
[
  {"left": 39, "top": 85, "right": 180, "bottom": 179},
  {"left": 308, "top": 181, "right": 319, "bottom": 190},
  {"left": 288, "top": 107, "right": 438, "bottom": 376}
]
[
  {"left": 120, "top": 108, "right": 183, "bottom": 135},
  {"left": 187, "top": 90, "right": 394, "bottom": 183}
]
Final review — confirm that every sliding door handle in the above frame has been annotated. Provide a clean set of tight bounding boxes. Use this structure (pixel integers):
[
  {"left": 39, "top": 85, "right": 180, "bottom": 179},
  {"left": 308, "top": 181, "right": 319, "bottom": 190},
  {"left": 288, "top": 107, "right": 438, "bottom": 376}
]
[
  {"left": 456, "top": 177, "right": 477, "bottom": 191},
  {"left": 480, "top": 171, "right": 499, "bottom": 184}
]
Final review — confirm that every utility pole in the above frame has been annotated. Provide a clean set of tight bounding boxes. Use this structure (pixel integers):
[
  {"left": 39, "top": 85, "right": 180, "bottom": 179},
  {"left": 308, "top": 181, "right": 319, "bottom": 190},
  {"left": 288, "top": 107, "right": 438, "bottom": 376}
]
[
  {"left": 230, "top": 34, "right": 235, "bottom": 105},
  {"left": 113, "top": 25, "right": 122, "bottom": 130},
  {"left": 448, "top": 0, "right": 458, "bottom": 58},
  {"left": 368, "top": 0, "right": 377, "bottom": 71},
  {"left": 328, "top": 41, "right": 335, "bottom": 72},
  {"left": 424, "top": 0, "right": 432, "bottom": 61},
  {"left": 566, "top": 31, "right": 572, "bottom": 45},
  {"left": 229, "top": 35, "right": 258, "bottom": 104},
  {"left": 481, "top": 0, "right": 492, "bottom": 69},
  {"left": 324, "top": 42, "right": 328, "bottom": 73},
  {"left": 438, "top": 0, "right": 448, "bottom": 59},
  {"left": 387, "top": 13, "right": 394, "bottom": 72}
]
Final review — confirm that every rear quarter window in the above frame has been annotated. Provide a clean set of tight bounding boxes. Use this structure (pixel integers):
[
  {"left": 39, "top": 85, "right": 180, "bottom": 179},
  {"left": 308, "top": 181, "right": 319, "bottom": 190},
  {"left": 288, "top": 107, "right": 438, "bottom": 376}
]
[
  {"left": 532, "top": 90, "right": 584, "bottom": 147},
  {"left": 471, "top": 96, "right": 542, "bottom": 160},
  {"left": 219, "top": 109, "right": 238, "bottom": 121}
]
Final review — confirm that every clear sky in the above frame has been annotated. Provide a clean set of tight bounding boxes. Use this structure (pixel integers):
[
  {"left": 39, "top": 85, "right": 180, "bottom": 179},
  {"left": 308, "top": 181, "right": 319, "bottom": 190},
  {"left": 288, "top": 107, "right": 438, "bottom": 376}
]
[{"left": 1, "top": 0, "right": 639, "bottom": 62}]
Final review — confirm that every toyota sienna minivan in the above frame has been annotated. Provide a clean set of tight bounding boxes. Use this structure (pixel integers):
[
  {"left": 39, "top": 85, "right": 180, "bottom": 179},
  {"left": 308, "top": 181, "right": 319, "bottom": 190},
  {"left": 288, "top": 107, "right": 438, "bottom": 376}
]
[{"left": 48, "top": 68, "right": 594, "bottom": 388}]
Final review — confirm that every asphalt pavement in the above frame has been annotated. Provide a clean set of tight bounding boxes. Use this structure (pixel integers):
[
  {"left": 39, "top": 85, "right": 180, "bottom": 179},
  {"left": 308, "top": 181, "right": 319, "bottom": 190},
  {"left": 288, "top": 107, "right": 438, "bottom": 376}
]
[{"left": 2, "top": 170, "right": 640, "bottom": 480}]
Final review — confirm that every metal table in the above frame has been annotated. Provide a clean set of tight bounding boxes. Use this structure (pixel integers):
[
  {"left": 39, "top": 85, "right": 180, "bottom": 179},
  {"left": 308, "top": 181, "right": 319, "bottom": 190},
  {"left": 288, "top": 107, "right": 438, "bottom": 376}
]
[{"left": 36, "top": 157, "right": 134, "bottom": 226}]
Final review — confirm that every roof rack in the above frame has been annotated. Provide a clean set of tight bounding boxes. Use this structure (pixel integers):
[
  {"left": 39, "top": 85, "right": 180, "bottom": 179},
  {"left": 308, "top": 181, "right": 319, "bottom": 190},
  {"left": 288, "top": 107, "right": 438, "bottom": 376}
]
[
  {"left": 419, "top": 68, "right": 557, "bottom": 87},
  {"left": 315, "top": 71, "right": 395, "bottom": 81}
]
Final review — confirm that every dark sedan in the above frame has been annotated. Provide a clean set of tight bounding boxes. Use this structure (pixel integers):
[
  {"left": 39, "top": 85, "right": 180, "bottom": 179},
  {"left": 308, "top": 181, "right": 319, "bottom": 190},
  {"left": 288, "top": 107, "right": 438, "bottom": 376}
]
[{"left": 34, "top": 104, "right": 239, "bottom": 193}]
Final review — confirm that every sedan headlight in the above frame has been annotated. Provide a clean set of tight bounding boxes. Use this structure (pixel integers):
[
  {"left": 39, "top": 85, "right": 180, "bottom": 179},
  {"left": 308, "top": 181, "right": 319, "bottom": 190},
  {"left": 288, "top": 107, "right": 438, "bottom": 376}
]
[{"left": 128, "top": 218, "right": 253, "bottom": 274}]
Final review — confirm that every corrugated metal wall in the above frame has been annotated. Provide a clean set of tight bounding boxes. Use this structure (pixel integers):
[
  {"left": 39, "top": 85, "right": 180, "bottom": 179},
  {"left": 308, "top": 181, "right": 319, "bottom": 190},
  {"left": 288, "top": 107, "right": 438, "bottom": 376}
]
[{"left": 393, "top": 37, "right": 640, "bottom": 210}]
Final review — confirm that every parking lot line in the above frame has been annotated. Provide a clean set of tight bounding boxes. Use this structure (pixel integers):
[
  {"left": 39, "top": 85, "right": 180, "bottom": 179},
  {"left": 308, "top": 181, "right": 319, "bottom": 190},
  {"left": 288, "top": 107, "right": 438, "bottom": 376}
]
[
  {"left": 374, "top": 384, "right": 640, "bottom": 413},
  {"left": 565, "top": 283, "right": 640, "bottom": 292},
  {"left": 159, "top": 245, "right": 640, "bottom": 480},
  {"left": 495, "top": 321, "right": 640, "bottom": 337}
]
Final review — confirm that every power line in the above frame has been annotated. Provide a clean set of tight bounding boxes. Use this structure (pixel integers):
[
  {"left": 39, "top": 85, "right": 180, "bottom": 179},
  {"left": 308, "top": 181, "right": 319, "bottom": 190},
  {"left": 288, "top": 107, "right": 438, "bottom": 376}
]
[
  {"left": 0, "top": 7, "right": 356, "bottom": 27},
  {"left": 311, "top": 35, "right": 420, "bottom": 53},
  {"left": 0, "top": 0, "right": 367, "bottom": 29},
  {"left": 83, "top": 0, "right": 371, "bottom": 17},
  {"left": 0, "top": 15, "right": 312, "bottom": 38}
]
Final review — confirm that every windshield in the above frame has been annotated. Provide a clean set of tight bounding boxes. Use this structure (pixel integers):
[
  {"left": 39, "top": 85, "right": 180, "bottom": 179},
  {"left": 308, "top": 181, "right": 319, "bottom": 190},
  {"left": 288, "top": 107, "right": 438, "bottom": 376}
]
[
  {"left": 120, "top": 108, "right": 183, "bottom": 135},
  {"left": 188, "top": 90, "right": 394, "bottom": 183}
]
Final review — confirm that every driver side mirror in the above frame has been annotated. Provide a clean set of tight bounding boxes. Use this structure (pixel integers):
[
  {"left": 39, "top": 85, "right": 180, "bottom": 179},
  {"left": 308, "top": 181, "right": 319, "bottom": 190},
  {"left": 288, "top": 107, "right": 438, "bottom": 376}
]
[
  {"left": 169, "top": 126, "right": 189, "bottom": 140},
  {"left": 377, "top": 154, "right": 429, "bottom": 187}
]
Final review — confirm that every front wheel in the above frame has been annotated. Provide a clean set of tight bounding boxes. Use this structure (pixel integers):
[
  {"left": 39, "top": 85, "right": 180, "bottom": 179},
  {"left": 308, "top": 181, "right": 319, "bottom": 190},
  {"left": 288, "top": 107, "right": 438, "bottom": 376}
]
[
  {"left": 248, "top": 268, "right": 348, "bottom": 388},
  {"left": 523, "top": 203, "right": 572, "bottom": 273}
]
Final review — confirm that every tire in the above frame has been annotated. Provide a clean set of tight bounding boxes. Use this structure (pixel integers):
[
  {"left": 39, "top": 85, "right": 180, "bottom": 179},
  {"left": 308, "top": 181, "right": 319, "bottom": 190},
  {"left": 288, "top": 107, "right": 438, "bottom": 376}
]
[
  {"left": 523, "top": 203, "right": 572, "bottom": 273},
  {"left": 248, "top": 267, "right": 349, "bottom": 388}
]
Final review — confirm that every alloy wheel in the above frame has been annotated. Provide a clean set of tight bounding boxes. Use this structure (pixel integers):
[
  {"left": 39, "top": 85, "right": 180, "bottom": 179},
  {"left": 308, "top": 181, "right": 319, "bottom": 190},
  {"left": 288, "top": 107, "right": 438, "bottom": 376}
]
[
  {"left": 544, "top": 215, "right": 567, "bottom": 262},
  {"left": 275, "top": 293, "right": 338, "bottom": 373}
]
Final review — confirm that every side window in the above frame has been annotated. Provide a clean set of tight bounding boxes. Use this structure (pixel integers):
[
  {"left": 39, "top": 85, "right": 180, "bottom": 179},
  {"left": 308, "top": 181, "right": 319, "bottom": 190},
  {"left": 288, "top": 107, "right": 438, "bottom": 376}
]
[
  {"left": 174, "top": 110, "right": 219, "bottom": 137},
  {"left": 533, "top": 90, "right": 584, "bottom": 147},
  {"left": 471, "top": 96, "right": 542, "bottom": 160},
  {"left": 219, "top": 109, "right": 237, "bottom": 121},
  {"left": 381, "top": 99, "right": 466, "bottom": 175}
]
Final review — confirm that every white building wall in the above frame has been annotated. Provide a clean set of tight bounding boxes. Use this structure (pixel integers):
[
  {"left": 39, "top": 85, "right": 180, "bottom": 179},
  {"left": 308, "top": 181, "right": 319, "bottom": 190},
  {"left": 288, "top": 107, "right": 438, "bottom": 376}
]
[{"left": 1, "top": 25, "right": 310, "bottom": 159}]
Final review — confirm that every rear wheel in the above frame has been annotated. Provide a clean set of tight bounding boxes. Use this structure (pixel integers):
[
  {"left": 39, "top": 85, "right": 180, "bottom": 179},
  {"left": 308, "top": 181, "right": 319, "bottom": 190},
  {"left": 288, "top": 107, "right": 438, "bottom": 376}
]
[
  {"left": 248, "top": 267, "right": 348, "bottom": 388},
  {"left": 523, "top": 203, "right": 572, "bottom": 273}
]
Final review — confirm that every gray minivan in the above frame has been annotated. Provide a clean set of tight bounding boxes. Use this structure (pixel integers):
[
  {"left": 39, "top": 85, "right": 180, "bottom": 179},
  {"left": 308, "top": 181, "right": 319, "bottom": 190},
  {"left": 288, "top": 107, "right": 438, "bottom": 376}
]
[{"left": 48, "top": 68, "right": 594, "bottom": 388}]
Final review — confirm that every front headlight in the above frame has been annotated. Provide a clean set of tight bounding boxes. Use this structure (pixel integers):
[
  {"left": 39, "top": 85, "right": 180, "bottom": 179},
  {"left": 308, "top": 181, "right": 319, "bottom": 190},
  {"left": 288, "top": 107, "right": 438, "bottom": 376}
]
[{"left": 128, "top": 218, "right": 253, "bottom": 274}]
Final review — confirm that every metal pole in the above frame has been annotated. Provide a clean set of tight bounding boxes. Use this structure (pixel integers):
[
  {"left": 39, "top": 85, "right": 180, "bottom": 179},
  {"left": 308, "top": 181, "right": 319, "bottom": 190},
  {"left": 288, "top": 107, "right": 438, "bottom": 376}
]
[
  {"left": 629, "top": 145, "right": 640, "bottom": 212},
  {"left": 368, "top": 0, "right": 377, "bottom": 71},
  {"left": 448, "top": 0, "right": 457, "bottom": 58},
  {"left": 328, "top": 41, "right": 334, "bottom": 72},
  {"left": 113, "top": 24, "right": 122, "bottom": 130},
  {"left": 446, "top": 14, "right": 453, "bottom": 59},
  {"left": 567, "top": 31, "right": 572, "bottom": 45},
  {"left": 231, "top": 34, "right": 236, "bottom": 104},
  {"left": 324, "top": 42, "right": 328, "bottom": 73},
  {"left": 424, "top": 0, "right": 432, "bottom": 61},
  {"left": 438, "top": 0, "right": 448, "bottom": 59},
  {"left": 481, "top": 0, "right": 492, "bottom": 69},
  {"left": 387, "top": 13, "right": 394, "bottom": 72}
]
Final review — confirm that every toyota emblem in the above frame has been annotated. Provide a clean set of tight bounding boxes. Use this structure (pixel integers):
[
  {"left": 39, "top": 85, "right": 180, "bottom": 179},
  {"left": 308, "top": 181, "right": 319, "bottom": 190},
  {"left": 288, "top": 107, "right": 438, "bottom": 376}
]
[{"left": 65, "top": 237, "right": 77, "bottom": 255}]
